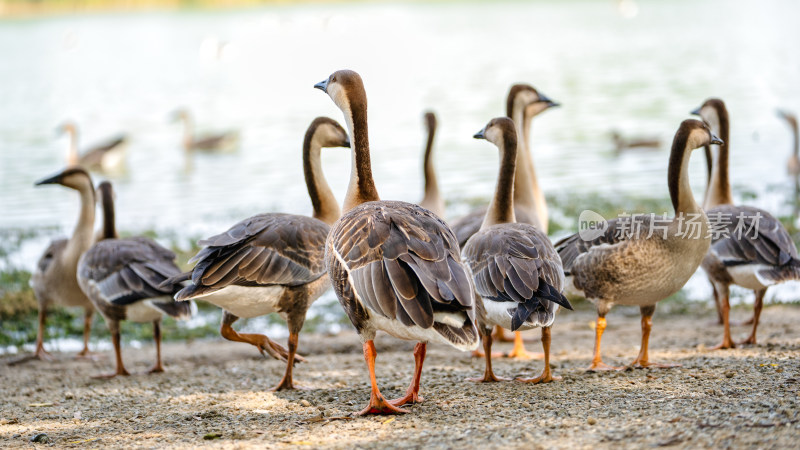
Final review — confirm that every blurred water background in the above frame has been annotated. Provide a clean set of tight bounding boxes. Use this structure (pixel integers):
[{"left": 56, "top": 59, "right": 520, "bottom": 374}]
[{"left": 1, "top": 0, "right": 799, "bottom": 351}]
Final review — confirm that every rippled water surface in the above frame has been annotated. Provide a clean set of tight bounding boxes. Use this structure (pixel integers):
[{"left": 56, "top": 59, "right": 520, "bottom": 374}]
[{"left": 1, "top": 0, "right": 799, "bottom": 260}]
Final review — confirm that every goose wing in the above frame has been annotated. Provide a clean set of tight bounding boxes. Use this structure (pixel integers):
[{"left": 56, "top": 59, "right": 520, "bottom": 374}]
[
  {"left": 707, "top": 205, "right": 798, "bottom": 267},
  {"left": 78, "top": 237, "right": 183, "bottom": 306},
  {"left": 80, "top": 135, "right": 126, "bottom": 167},
  {"left": 463, "top": 223, "right": 571, "bottom": 331},
  {"left": 450, "top": 206, "right": 536, "bottom": 248},
  {"left": 176, "top": 213, "right": 329, "bottom": 300},
  {"left": 328, "top": 201, "right": 475, "bottom": 330},
  {"left": 36, "top": 239, "right": 67, "bottom": 274}
]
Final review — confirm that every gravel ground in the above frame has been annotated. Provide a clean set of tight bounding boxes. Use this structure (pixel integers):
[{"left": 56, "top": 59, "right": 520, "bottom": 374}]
[{"left": 1, "top": 303, "right": 798, "bottom": 449}]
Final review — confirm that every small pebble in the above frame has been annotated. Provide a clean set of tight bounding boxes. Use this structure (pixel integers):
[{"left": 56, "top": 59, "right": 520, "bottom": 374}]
[
  {"left": 587, "top": 417, "right": 597, "bottom": 425},
  {"left": 726, "top": 372, "right": 736, "bottom": 378},
  {"left": 30, "top": 433, "right": 49, "bottom": 444},
  {"left": 300, "top": 400, "right": 311, "bottom": 407}
]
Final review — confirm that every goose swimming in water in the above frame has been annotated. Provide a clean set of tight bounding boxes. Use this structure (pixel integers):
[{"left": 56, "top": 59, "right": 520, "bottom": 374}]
[
  {"left": 693, "top": 99, "right": 800, "bottom": 349},
  {"left": 77, "top": 181, "right": 194, "bottom": 378},
  {"left": 418, "top": 111, "right": 445, "bottom": 218},
  {"left": 28, "top": 167, "right": 98, "bottom": 362},
  {"left": 451, "top": 84, "right": 558, "bottom": 359},
  {"left": 556, "top": 119, "right": 719, "bottom": 370},
  {"left": 59, "top": 122, "right": 127, "bottom": 173},
  {"left": 171, "top": 109, "right": 240, "bottom": 153},
  {"left": 164, "top": 117, "right": 349, "bottom": 391},
  {"left": 316, "top": 69, "right": 478, "bottom": 415},
  {"left": 463, "top": 117, "right": 572, "bottom": 383}
]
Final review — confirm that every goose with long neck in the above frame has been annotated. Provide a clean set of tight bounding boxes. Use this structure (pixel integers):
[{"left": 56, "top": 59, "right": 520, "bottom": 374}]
[
  {"left": 451, "top": 84, "right": 558, "bottom": 360},
  {"left": 164, "top": 117, "right": 349, "bottom": 391},
  {"left": 463, "top": 117, "right": 572, "bottom": 384},
  {"left": 28, "top": 167, "right": 97, "bottom": 362},
  {"left": 418, "top": 111, "right": 445, "bottom": 218},
  {"left": 77, "top": 181, "right": 194, "bottom": 378},
  {"left": 171, "top": 109, "right": 240, "bottom": 153},
  {"left": 58, "top": 121, "right": 128, "bottom": 173},
  {"left": 693, "top": 99, "right": 800, "bottom": 349},
  {"left": 777, "top": 109, "right": 800, "bottom": 218},
  {"left": 555, "top": 119, "right": 718, "bottom": 371},
  {"left": 316, "top": 69, "right": 478, "bottom": 415}
]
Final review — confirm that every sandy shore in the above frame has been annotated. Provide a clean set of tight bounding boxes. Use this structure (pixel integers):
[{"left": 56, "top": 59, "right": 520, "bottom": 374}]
[{"left": 1, "top": 304, "right": 798, "bottom": 449}]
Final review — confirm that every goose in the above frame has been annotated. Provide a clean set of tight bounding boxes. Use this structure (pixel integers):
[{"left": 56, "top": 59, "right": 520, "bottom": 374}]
[
  {"left": 59, "top": 122, "right": 127, "bottom": 172},
  {"left": 463, "top": 117, "right": 572, "bottom": 383},
  {"left": 171, "top": 109, "right": 240, "bottom": 153},
  {"left": 555, "top": 119, "right": 719, "bottom": 370},
  {"left": 693, "top": 99, "right": 800, "bottom": 348},
  {"left": 163, "top": 117, "right": 349, "bottom": 391},
  {"left": 610, "top": 130, "right": 661, "bottom": 154},
  {"left": 77, "top": 181, "right": 194, "bottom": 378},
  {"left": 451, "top": 84, "right": 558, "bottom": 359},
  {"left": 418, "top": 111, "right": 445, "bottom": 218},
  {"left": 29, "top": 167, "right": 97, "bottom": 361},
  {"left": 777, "top": 110, "right": 800, "bottom": 178},
  {"left": 315, "top": 69, "right": 478, "bottom": 415}
]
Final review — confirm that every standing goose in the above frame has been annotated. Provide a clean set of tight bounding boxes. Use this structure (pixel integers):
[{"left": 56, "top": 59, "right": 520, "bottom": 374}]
[
  {"left": 555, "top": 119, "right": 719, "bottom": 370},
  {"left": 59, "top": 122, "right": 128, "bottom": 173},
  {"left": 29, "top": 167, "right": 97, "bottom": 361},
  {"left": 418, "top": 111, "right": 445, "bottom": 218},
  {"left": 464, "top": 117, "right": 572, "bottom": 383},
  {"left": 77, "top": 181, "right": 194, "bottom": 378},
  {"left": 171, "top": 109, "right": 240, "bottom": 153},
  {"left": 777, "top": 109, "right": 800, "bottom": 218},
  {"left": 693, "top": 99, "right": 800, "bottom": 348},
  {"left": 315, "top": 70, "right": 478, "bottom": 415},
  {"left": 165, "top": 117, "right": 349, "bottom": 391},
  {"left": 451, "top": 84, "right": 558, "bottom": 359}
]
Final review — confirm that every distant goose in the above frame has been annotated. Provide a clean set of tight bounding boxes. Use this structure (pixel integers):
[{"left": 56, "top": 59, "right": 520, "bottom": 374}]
[
  {"left": 693, "top": 99, "right": 800, "bottom": 348},
  {"left": 77, "top": 181, "right": 194, "bottom": 378},
  {"left": 451, "top": 84, "right": 558, "bottom": 359},
  {"left": 59, "top": 122, "right": 127, "bottom": 172},
  {"left": 316, "top": 70, "right": 478, "bottom": 415},
  {"left": 610, "top": 130, "right": 661, "bottom": 153},
  {"left": 777, "top": 110, "right": 800, "bottom": 177},
  {"left": 164, "top": 117, "right": 349, "bottom": 391},
  {"left": 171, "top": 109, "right": 240, "bottom": 153},
  {"left": 464, "top": 117, "right": 572, "bottom": 383},
  {"left": 418, "top": 111, "right": 445, "bottom": 218},
  {"left": 28, "top": 167, "right": 97, "bottom": 361},
  {"left": 556, "top": 119, "right": 718, "bottom": 370}
]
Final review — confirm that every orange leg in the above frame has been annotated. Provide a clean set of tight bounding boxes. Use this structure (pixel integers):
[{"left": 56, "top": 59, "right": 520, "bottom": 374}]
[
  {"left": 467, "top": 331, "right": 510, "bottom": 382},
  {"left": 220, "top": 312, "right": 305, "bottom": 364},
  {"left": 389, "top": 343, "right": 426, "bottom": 406},
  {"left": 711, "top": 284, "right": 735, "bottom": 350},
  {"left": 587, "top": 315, "right": 621, "bottom": 371},
  {"left": 270, "top": 332, "right": 300, "bottom": 391},
  {"left": 357, "top": 340, "right": 409, "bottom": 415},
  {"left": 93, "top": 322, "right": 130, "bottom": 379},
  {"left": 148, "top": 320, "right": 165, "bottom": 374},
  {"left": 34, "top": 307, "right": 54, "bottom": 361},
  {"left": 516, "top": 327, "right": 561, "bottom": 383},
  {"left": 739, "top": 289, "right": 765, "bottom": 345},
  {"left": 630, "top": 306, "right": 679, "bottom": 369},
  {"left": 505, "top": 331, "right": 542, "bottom": 360},
  {"left": 75, "top": 308, "right": 97, "bottom": 359}
]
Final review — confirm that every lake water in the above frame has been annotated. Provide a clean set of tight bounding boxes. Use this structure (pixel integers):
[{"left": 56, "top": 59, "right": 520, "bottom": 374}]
[{"left": 1, "top": 0, "right": 799, "bottom": 307}]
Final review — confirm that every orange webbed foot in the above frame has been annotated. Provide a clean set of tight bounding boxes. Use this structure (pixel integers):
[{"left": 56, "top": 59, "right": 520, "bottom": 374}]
[
  {"left": 147, "top": 365, "right": 165, "bottom": 374},
  {"left": 388, "top": 391, "right": 423, "bottom": 407},
  {"left": 357, "top": 394, "right": 410, "bottom": 416},
  {"left": 515, "top": 372, "right": 561, "bottom": 384},
  {"left": 629, "top": 361, "right": 680, "bottom": 369},
  {"left": 466, "top": 373, "right": 511, "bottom": 383},
  {"left": 91, "top": 368, "right": 130, "bottom": 379},
  {"left": 586, "top": 361, "right": 623, "bottom": 372},
  {"left": 737, "top": 336, "right": 757, "bottom": 346},
  {"left": 710, "top": 339, "right": 736, "bottom": 350}
]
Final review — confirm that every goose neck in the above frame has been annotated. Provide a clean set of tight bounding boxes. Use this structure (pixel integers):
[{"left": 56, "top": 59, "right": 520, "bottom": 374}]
[
  {"left": 703, "top": 114, "right": 732, "bottom": 208},
  {"left": 342, "top": 101, "right": 380, "bottom": 212},
  {"left": 482, "top": 133, "right": 517, "bottom": 228},
  {"left": 668, "top": 133, "right": 703, "bottom": 217},
  {"left": 304, "top": 129, "right": 341, "bottom": 226}
]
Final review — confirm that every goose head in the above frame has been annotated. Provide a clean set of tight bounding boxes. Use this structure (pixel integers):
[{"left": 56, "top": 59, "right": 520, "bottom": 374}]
[
  {"left": 681, "top": 119, "right": 724, "bottom": 150},
  {"left": 690, "top": 98, "right": 727, "bottom": 137},
  {"left": 308, "top": 117, "right": 351, "bottom": 149},
  {"left": 169, "top": 108, "right": 190, "bottom": 123},
  {"left": 474, "top": 117, "right": 518, "bottom": 151},
  {"left": 507, "top": 84, "right": 559, "bottom": 120},
  {"left": 314, "top": 70, "right": 367, "bottom": 121},
  {"left": 35, "top": 167, "right": 94, "bottom": 192},
  {"left": 55, "top": 121, "right": 77, "bottom": 136},
  {"left": 424, "top": 111, "right": 437, "bottom": 134},
  {"left": 777, "top": 109, "right": 798, "bottom": 130}
]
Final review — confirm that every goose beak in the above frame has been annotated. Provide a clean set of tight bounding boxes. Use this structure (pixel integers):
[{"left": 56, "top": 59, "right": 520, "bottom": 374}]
[
  {"left": 473, "top": 128, "right": 486, "bottom": 140},
  {"left": 35, "top": 172, "right": 63, "bottom": 186},
  {"left": 314, "top": 79, "right": 329, "bottom": 93},
  {"left": 690, "top": 107, "right": 701, "bottom": 116},
  {"left": 343, "top": 136, "right": 351, "bottom": 148},
  {"left": 710, "top": 133, "right": 724, "bottom": 146},
  {"left": 538, "top": 94, "right": 560, "bottom": 108}
]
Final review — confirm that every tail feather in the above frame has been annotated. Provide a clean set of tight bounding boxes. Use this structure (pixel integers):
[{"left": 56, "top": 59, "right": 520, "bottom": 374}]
[
  {"left": 158, "top": 271, "right": 191, "bottom": 290},
  {"left": 756, "top": 258, "right": 800, "bottom": 285},
  {"left": 432, "top": 317, "right": 479, "bottom": 351},
  {"left": 151, "top": 300, "right": 196, "bottom": 320}
]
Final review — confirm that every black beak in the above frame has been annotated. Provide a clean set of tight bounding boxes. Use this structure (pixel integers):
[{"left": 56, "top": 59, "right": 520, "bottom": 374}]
[
  {"left": 473, "top": 128, "right": 486, "bottom": 140},
  {"left": 538, "top": 93, "right": 560, "bottom": 108},
  {"left": 710, "top": 133, "right": 724, "bottom": 146},
  {"left": 35, "top": 172, "right": 62, "bottom": 186},
  {"left": 343, "top": 136, "right": 351, "bottom": 148},
  {"left": 314, "top": 79, "right": 328, "bottom": 93},
  {"left": 690, "top": 107, "right": 701, "bottom": 116}
]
